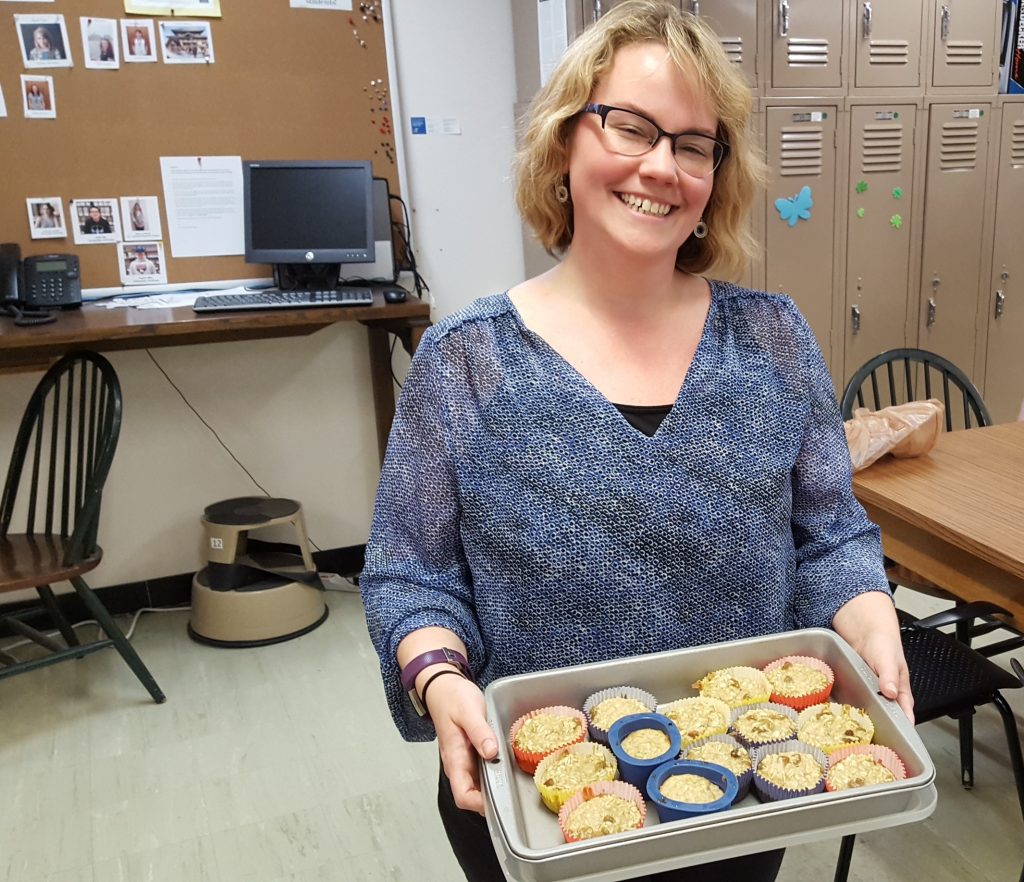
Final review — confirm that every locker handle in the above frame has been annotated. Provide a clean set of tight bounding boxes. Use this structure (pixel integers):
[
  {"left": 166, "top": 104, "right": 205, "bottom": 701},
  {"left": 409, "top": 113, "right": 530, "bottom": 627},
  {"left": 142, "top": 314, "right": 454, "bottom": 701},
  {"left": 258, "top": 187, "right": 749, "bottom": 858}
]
[
  {"left": 593, "top": 0, "right": 603, "bottom": 21},
  {"left": 779, "top": 0, "right": 790, "bottom": 37},
  {"left": 851, "top": 305, "right": 862, "bottom": 335},
  {"left": 941, "top": 5, "right": 950, "bottom": 42},
  {"left": 863, "top": 2, "right": 873, "bottom": 39},
  {"left": 995, "top": 290, "right": 1006, "bottom": 320},
  {"left": 927, "top": 298, "right": 937, "bottom": 327},
  {"left": 691, "top": 0, "right": 700, "bottom": 16}
]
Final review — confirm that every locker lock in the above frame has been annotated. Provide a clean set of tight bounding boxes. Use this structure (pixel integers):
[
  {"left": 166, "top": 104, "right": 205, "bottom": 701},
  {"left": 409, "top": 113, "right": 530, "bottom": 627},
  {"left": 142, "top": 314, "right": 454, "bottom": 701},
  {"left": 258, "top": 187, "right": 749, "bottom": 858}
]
[
  {"left": 851, "top": 305, "right": 861, "bottom": 335},
  {"left": 862, "top": 2, "right": 872, "bottom": 39},
  {"left": 995, "top": 290, "right": 1006, "bottom": 320},
  {"left": 927, "top": 298, "right": 937, "bottom": 327},
  {"left": 779, "top": 0, "right": 790, "bottom": 38}
]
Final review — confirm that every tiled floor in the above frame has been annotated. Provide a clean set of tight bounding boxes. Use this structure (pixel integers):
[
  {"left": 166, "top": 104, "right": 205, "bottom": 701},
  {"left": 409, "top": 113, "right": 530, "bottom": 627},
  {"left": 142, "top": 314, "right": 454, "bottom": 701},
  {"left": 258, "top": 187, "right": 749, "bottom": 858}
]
[{"left": 0, "top": 589, "right": 1021, "bottom": 882}]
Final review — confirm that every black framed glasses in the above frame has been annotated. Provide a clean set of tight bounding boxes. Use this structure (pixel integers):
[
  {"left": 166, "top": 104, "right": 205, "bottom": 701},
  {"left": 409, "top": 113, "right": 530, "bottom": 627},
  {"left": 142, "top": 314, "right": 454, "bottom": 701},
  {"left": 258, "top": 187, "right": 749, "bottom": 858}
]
[{"left": 581, "top": 103, "right": 729, "bottom": 178}]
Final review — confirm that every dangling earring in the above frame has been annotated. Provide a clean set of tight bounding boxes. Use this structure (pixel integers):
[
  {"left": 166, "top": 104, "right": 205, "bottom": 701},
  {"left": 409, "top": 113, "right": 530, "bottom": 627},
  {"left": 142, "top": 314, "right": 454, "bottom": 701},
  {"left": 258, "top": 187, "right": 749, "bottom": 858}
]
[
  {"left": 693, "top": 218, "right": 708, "bottom": 239},
  {"left": 555, "top": 179, "right": 569, "bottom": 204}
]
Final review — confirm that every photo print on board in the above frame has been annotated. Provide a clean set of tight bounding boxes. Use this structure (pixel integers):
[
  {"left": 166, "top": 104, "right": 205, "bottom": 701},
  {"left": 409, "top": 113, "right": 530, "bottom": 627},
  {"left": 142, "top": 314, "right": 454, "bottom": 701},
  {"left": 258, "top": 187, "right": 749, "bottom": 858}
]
[
  {"left": 158, "top": 20, "right": 214, "bottom": 64},
  {"left": 121, "top": 19, "right": 157, "bottom": 63},
  {"left": 81, "top": 17, "right": 119, "bottom": 70},
  {"left": 21, "top": 75, "right": 56, "bottom": 119},
  {"left": 15, "top": 15, "right": 74, "bottom": 69},
  {"left": 0, "top": 82, "right": 7, "bottom": 119},
  {"left": 71, "top": 198, "right": 121, "bottom": 245},
  {"left": 120, "top": 196, "right": 163, "bottom": 241},
  {"left": 26, "top": 197, "right": 68, "bottom": 240},
  {"left": 118, "top": 241, "right": 167, "bottom": 286}
]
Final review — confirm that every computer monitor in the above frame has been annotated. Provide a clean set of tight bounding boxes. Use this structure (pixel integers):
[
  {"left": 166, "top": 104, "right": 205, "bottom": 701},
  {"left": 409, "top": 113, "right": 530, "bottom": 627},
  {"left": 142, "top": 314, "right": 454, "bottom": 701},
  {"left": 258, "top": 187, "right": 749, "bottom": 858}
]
[{"left": 243, "top": 159, "right": 374, "bottom": 290}]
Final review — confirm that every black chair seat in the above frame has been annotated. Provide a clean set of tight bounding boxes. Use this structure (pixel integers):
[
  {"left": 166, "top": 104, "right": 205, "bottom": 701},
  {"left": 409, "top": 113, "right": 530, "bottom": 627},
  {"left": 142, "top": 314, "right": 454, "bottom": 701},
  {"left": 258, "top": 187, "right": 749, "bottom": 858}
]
[{"left": 902, "top": 626, "right": 1020, "bottom": 722}]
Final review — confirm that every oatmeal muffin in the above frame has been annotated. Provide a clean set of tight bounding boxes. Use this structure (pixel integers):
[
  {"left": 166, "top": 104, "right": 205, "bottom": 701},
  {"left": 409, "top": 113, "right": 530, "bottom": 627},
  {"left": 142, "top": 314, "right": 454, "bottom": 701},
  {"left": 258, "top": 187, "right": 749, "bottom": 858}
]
[
  {"left": 620, "top": 727, "right": 672, "bottom": 760},
  {"left": 797, "top": 702, "right": 875, "bottom": 754},
  {"left": 659, "top": 773, "right": 724, "bottom": 804},
  {"left": 658, "top": 696, "right": 731, "bottom": 746},
  {"left": 558, "top": 781, "right": 646, "bottom": 842},
  {"left": 825, "top": 745, "right": 906, "bottom": 792},
  {"left": 752, "top": 740, "right": 828, "bottom": 801},
  {"left": 762, "top": 656, "right": 834, "bottom": 711},
  {"left": 692, "top": 666, "right": 771, "bottom": 708},
  {"left": 683, "top": 734, "right": 753, "bottom": 802},
  {"left": 509, "top": 705, "right": 587, "bottom": 774},
  {"left": 729, "top": 703, "right": 799, "bottom": 749},
  {"left": 534, "top": 742, "right": 618, "bottom": 812},
  {"left": 583, "top": 686, "right": 657, "bottom": 743}
]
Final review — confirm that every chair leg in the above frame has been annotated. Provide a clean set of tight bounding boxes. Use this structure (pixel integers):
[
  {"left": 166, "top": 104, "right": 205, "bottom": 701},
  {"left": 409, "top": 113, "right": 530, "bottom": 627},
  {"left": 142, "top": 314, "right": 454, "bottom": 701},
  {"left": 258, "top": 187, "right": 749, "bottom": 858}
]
[
  {"left": 834, "top": 834, "right": 856, "bottom": 882},
  {"left": 35, "top": 584, "right": 81, "bottom": 648},
  {"left": 992, "top": 692, "right": 1024, "bottom": 823},
  {"left": 958, "top": 713, "right": 975, "bottom": 789},
  {"left": 69, "top": 576, "right": 166, "bottom": 704}
]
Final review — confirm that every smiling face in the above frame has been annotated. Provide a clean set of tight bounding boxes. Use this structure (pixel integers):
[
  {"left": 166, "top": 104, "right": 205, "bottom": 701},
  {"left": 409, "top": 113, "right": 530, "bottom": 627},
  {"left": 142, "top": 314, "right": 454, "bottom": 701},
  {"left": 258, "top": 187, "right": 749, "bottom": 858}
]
[
  {"left": 89, "top": 207, "right": 101, "bottom": 222},
  {"left": 565, "top": 42, "right": 717, "bottom": 268}
]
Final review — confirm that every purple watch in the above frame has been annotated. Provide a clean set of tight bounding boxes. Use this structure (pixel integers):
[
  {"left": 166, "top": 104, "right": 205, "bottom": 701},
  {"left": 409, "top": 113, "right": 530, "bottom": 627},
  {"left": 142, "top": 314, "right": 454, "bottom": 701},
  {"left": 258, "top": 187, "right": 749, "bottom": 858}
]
[{"left": 401, "top": 648, "right": 473, "bottom": 716}]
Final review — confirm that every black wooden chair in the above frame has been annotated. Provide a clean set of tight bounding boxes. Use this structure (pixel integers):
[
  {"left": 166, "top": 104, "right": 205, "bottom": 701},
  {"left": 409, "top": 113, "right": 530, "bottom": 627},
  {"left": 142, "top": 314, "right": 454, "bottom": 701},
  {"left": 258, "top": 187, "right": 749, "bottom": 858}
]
[
  {"left": 0, "top": 350, "right": 165, "bottom": 702},
  {"left": 842, "top": 348, "right": 1022, "bottom": 660},
  {"left": 834, "top": 613, "right": 1023, "bottom": 882}
]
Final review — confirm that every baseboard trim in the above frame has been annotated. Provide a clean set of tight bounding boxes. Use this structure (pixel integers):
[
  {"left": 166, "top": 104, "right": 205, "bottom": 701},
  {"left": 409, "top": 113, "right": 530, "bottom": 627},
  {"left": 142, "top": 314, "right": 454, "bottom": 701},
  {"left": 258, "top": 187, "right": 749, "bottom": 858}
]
[{"left": 0, "top": 544, "right": 365, "bottom": 635}]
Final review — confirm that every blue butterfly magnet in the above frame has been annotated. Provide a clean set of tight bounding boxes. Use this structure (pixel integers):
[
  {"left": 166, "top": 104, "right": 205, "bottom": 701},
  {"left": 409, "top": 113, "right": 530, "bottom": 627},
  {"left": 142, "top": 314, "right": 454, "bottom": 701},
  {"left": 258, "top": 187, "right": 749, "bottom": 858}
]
[{"left": 775, "top": 186, "right": 813, "bottom": 227}]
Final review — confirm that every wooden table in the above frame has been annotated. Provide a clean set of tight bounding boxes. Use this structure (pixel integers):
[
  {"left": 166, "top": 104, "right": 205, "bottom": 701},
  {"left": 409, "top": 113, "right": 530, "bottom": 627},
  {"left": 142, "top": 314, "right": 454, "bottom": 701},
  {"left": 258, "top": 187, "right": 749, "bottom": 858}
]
[
  {"left": 0, "top": 294, "right": 432, "bottom": 463},
  {"left": 853, "top": 422, "right": 1024, "bottom": 626}
]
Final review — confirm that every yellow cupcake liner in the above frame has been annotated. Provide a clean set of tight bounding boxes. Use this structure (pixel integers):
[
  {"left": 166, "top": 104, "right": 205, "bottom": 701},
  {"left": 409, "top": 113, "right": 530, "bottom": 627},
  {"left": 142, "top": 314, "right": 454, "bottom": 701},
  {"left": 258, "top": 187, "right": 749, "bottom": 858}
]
[
  {"left": 533, "top": 741, "right": 618, "bottom": 813},
  {"left": 692, "top": 666, "right": 772, "bottom": 709}
]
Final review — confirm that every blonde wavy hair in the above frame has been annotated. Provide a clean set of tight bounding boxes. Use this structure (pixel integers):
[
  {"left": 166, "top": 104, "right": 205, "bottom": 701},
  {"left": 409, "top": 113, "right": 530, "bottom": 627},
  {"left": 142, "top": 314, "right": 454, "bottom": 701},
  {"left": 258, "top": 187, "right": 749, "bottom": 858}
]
[{"left": 514, "top": 0, "right": 765, "bottom": 279}]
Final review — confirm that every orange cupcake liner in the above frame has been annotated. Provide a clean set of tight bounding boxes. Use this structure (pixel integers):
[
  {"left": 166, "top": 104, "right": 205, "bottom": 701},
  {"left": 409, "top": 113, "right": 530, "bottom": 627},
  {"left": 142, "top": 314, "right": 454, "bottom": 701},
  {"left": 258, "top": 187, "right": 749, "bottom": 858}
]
[
  {"left": 509, "top": 705, "right": 588, "bottom": 774},
  {"left": 557, "top": 780, "right": 646, "bottom": 843},
  {"left": 762, "top": 655, "right": 835, "bottom": 711},
  {"left": 825, "top": 744, "right": 907, "bottom": 792}
]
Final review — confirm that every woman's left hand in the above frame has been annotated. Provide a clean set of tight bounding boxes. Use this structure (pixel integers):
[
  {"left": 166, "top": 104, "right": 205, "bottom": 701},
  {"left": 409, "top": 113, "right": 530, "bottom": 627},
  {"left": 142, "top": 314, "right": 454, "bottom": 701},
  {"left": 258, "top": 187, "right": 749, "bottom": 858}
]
[{"left": 832, "top": 592, "right": 914, "bottom": 723}]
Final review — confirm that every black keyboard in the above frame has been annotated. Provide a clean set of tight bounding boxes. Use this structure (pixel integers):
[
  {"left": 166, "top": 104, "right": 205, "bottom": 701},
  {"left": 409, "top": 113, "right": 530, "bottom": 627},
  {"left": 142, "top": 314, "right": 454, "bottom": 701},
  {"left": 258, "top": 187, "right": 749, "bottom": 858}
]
[{"left": 193, "top": 287, "right": 374, "bottom": 312}]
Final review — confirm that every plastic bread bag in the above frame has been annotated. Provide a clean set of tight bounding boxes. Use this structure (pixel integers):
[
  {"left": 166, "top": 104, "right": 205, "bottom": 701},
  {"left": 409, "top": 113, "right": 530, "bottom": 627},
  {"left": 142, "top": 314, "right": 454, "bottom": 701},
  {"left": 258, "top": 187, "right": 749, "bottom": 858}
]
[{"left": 844, "top": 399, "right": 945, "bottom": 472}]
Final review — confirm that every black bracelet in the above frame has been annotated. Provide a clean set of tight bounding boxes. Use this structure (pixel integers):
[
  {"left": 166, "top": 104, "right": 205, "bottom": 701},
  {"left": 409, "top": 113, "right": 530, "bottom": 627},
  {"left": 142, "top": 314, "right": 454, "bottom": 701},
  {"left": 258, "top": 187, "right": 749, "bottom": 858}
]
[{"left": 419, "top": 668, "right": 467, "bottom": 709}]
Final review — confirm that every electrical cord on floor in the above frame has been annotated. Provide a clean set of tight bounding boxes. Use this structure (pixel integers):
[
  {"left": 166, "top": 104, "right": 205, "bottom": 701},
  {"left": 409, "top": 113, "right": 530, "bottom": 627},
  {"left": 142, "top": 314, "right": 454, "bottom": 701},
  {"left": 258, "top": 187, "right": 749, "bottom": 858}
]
[
  {"left": 146, "top": 349, "right": 324, "bottom": 553},
  {"left": 0, "top": 605, "right": 191, "bottom": 656}
]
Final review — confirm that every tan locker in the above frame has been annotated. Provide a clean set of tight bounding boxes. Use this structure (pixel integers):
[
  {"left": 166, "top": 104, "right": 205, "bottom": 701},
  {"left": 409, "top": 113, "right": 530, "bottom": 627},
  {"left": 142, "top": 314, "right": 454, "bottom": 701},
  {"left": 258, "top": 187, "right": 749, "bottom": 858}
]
[
  {"left": 984, "top": 100, "right": 1024, "bottom": 424},
  {"left": 852, "top": 0, "right": 926, "bottom": 90},
  {"left": 918, "top": 102, "right": 992, "bottom": 371},
  {"left": 685, "top": 0, "right": 760, "bottom": 90},
  {"left": 578, "top": 0, "right": 665, "bottom": 30},
  {"left": 929, "top": 0, "right": 1000, "bottom": 91},
  {"left": 844, "top": 105, "right": 920, "bottom": 380},
  {"left": 769, "top": 0, "right": 845, "bottom": 92},
  {"left": 764, "top": 105, "right": 841, "bottom": 371}
]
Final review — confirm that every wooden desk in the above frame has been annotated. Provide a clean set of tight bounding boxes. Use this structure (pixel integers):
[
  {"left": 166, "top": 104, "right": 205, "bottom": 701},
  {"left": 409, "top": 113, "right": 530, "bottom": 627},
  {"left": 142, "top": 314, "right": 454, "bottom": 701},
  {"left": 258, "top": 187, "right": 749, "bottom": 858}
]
[
  {"left": 853, "top": 422, "right": 1024, "bottom": 626},
  {"left": 0, "top": 295, "right": 431, "bottom": 463}
]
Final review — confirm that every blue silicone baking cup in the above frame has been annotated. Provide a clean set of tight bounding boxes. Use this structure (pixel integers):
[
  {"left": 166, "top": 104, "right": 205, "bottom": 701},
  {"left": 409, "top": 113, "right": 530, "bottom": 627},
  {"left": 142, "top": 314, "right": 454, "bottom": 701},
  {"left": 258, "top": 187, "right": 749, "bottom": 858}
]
[
  {"left": 646, "top": 759, "right": 739, "bottom": 822},
  {"left": 608, "top": 712, "right": 682, "bottom": 792}
]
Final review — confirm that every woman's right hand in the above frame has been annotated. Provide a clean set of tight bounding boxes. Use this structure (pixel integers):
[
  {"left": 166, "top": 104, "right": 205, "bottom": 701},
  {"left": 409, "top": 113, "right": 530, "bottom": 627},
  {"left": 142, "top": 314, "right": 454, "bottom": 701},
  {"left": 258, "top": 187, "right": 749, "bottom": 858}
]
[{"left": 426, "top": 672, "right": 499, "bottom": 815}]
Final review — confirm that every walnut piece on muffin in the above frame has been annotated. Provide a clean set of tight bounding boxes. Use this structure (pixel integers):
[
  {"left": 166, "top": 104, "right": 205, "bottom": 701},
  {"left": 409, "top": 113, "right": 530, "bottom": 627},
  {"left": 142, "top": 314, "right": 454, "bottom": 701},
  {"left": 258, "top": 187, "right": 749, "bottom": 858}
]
[
  {"left": 514, "top": 714, "right": 583, "bottom": 754},
  {"left": 765, "top": 660, "right": 829, "bottom": 697},
  {"left": 686, "top": 740, "right": 752, "bottom": 776},
  {"left": 692, "top": 667, "right": 770, "bottom": 706},
  {"left": 798, "top": 703, "right": 874, "bottom": 750},
  {"left": 827, "top": 753, "right": 897, "bottom": 790},
  {"left": 621, "top": 728, "right": 671, "bottom": 760},
  {"left": 564, "top": 794, "right": 642, "bottom": 840},
  {"left": 589, "top": 697, "right": 650, "bottom": 732},
  {"left": 659, "top": 773, "right": 725, "bottom": 804},
  {"left": 731, "top": 708, "right": 796, "bottom": 744}
]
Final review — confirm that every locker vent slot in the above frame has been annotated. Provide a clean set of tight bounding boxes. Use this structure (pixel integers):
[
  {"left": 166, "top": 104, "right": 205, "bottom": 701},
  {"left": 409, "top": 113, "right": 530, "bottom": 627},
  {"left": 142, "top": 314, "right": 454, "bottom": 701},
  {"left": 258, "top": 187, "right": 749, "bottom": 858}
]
[
  {"left": 861, "top": 123, "right": 904, "bottom": 174},
  {"left": 868, "top": 40, "right": 910, "bottom": 66},
  {"left": 943, "top": 41, "right": 984, "bottom": 67},
  {"left": 719, "top": 37, "right": 743, "bottom": 65},
  {"left": 939, "top": 121, "right": 979, "bottom": 171},
  {"left": 786, "top": 38, "right": 829, "bottom": 67},
  {"left": 1012, "top": 120, "right": 1024, "bottom": 168},
  {"left": 779, "top": 127, "right": 824, "bottom": 176}
]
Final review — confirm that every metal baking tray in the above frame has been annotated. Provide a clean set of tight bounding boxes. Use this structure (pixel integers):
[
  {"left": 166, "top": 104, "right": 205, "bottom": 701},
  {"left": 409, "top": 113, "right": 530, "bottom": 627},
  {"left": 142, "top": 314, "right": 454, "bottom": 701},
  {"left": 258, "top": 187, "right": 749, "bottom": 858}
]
[{"left": 482, "top": 628, "right": 936, "bottom": 882}]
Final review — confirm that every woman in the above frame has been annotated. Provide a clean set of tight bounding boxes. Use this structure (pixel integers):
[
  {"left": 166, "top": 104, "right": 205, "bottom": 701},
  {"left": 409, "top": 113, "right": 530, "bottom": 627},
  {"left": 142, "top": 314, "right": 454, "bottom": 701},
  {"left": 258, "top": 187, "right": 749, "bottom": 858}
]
[
  {"left": 98, "top": 36, "right": 115, "bottom": 62},
  {"left": 361, "top": 3, "right": 913, "bottom": 880},
  {"left": 26, "top": 83, "right": 46, "bottom": 111},
  {"left": 131, "top": 201, "right": 146, "bottom": 231},
  {"left": 35, "top": 203, "right": 59, "bottom": 229},
  {"left": 28, "top": 27, "right": 61, "bottom": 62},
  {"left": 132, "top": 29, "right": 149, "bottom": 57}
]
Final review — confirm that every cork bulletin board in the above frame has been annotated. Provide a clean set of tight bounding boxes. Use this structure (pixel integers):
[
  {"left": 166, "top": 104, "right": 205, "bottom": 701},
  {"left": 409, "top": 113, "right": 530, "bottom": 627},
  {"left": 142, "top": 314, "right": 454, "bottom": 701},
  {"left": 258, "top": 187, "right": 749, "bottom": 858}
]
[{"left": 0, "top": 0, "right": 397, "bottom": 289}]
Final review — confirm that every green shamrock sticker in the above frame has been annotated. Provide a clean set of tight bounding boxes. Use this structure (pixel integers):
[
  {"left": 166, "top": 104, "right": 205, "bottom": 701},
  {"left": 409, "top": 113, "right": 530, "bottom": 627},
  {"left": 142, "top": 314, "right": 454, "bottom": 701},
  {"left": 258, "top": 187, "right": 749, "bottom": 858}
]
[
  {"left": 856, "top": 207, "right": 865, "bottom": 218},
  {"left": 855, "top": 180, "right": 868, "bottom": 194},
  {"left": 890, "top": 214, "right": 903, "bottom": 229},
  {"left": 892, "top": 187, "right": 903, "bottom": 200}
]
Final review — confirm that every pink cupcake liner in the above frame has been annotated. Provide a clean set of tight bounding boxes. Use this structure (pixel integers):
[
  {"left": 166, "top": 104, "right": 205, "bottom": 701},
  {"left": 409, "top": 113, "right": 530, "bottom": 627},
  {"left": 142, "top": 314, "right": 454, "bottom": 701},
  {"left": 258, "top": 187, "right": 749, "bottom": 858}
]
[
  {"left": 558, "top": 780, "right": 647, "bottom": 843},
  {"left": 509, "top": 705, "right": 588, "bottom": 775},
  {"left": 583, "top": 686, "right": 657, "bottom": 744},
  {"left": 751, "top": 739, "right": 828, "bottom": 802},
  {"left": 681, "top": 733, "right": 754, "bottom": 803},
  {"left": 825, "top": 744, "right": 907, "bottom": 792},
  {"left": 762, "top": 656, "right": 835, "bottom": 711},
  {"left": 728, "top": 702, "right": 799, "bottom": 750}
]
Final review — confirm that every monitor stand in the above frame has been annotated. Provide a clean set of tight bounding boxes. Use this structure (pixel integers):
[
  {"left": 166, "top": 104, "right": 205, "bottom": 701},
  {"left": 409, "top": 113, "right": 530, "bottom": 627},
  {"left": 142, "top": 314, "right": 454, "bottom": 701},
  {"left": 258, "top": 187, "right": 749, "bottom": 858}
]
[{"left": 272, "top": 262, "right": 342, "bottom": 292}]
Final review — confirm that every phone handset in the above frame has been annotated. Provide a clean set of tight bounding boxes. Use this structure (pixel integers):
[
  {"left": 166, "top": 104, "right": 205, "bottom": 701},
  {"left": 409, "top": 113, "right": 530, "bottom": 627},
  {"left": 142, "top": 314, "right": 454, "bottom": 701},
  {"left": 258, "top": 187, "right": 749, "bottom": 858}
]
[{"left": 0, "top": 242, "right": 58, "bottom": 326}]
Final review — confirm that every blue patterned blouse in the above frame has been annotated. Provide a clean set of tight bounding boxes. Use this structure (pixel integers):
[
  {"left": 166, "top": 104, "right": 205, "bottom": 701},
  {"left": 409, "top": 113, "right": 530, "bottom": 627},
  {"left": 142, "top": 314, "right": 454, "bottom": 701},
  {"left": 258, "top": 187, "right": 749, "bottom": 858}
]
[{"left": 361, "top": 281, "right": 889, "bottom": 741}]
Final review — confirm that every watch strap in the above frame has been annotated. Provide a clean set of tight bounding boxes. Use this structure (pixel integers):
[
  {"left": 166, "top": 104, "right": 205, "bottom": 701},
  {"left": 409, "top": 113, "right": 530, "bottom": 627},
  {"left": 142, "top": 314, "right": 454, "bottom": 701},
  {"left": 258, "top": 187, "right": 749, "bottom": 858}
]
[{"left": 400, "top": 647, "right": 473, "bottom": 694}]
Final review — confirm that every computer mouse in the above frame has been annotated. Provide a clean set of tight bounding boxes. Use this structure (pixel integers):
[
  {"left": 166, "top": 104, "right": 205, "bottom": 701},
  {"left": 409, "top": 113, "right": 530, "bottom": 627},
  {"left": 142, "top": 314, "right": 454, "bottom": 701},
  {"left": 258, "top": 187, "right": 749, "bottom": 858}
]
[{"left": 383, "top": 287, "right": 408, "bottom": 304}]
